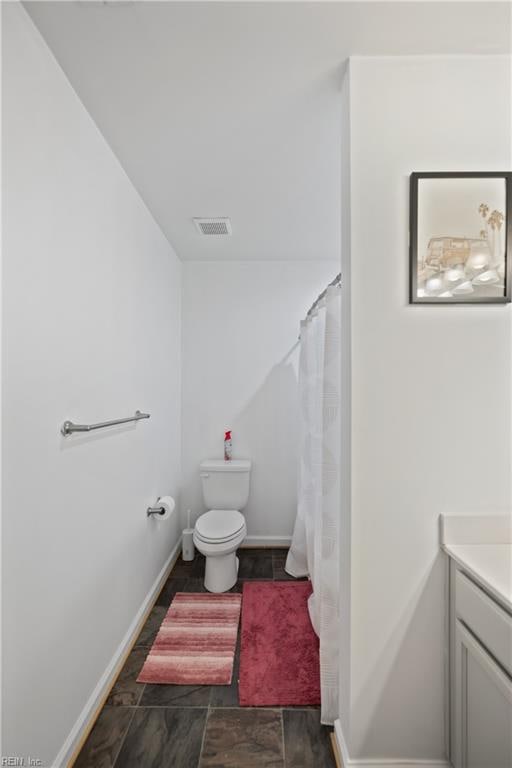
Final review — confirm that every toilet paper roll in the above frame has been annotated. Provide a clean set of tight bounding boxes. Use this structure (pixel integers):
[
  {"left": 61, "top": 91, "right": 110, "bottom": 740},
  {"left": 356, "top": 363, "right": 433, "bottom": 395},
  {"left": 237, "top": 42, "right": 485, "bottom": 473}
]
[{"left": 156, "top": 495, "right": 175, "bottom": 521}]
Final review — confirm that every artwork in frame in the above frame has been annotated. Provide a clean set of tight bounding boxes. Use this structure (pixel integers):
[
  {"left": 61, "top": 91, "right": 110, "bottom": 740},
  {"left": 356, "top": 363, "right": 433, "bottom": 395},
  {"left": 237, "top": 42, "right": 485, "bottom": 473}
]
[{"left": 409, "top": 172, "right": 512, "bottom": 304}]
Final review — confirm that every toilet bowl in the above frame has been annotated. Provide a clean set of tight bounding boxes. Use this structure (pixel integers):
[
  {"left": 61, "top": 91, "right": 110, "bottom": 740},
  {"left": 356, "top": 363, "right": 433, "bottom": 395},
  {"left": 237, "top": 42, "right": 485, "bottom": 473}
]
[
  {"left": 194, "top": 459, "right": 251, "bottom": 593},
  {"left": 193, "top": 509, "right": 247, "bottom": 592}
]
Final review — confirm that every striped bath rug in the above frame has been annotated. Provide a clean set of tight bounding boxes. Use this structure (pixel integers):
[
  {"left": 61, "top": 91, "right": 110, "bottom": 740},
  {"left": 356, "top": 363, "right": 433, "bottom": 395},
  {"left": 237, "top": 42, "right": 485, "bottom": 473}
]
[{"left": 137, "top": 592, "right": 242, "bottom": 685}]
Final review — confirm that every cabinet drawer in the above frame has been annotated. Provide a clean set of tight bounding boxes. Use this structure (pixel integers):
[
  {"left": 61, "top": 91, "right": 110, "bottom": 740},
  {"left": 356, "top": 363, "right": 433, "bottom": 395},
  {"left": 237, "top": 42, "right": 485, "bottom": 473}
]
[{"left": 456, "top": 570, "right": 512, "bottom": 676}]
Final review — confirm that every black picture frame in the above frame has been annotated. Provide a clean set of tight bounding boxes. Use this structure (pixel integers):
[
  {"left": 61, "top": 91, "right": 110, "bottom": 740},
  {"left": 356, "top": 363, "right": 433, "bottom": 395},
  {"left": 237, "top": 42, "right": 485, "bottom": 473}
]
[{"left": 409, "top": 171, "right": 512, "bottom": 304}]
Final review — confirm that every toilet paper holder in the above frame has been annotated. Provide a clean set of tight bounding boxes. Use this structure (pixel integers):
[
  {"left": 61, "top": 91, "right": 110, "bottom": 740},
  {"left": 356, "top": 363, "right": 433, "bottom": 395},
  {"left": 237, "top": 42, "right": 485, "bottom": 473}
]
[{"left": 147, "top": 499, "right": 166, "bottom": 517}]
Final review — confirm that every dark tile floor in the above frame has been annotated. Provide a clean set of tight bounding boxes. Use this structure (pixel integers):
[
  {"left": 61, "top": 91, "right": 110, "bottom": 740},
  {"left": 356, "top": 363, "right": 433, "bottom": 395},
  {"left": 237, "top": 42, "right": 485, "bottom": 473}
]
[{"left": 74, "top": 549, "right": 335, "bottom": 768}]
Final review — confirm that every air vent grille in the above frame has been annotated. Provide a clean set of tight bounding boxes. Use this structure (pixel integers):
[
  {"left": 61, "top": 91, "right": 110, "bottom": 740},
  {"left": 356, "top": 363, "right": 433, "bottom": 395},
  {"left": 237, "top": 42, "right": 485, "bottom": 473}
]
[{"left": 194, "top": 217, "right": 232, "bottom": 236}]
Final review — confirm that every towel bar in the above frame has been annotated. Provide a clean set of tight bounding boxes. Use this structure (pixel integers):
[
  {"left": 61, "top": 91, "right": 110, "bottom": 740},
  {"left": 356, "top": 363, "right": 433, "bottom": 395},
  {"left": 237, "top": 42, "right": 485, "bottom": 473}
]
[{"left": 61, "top": 410, "right": 150, "bottom": 436}]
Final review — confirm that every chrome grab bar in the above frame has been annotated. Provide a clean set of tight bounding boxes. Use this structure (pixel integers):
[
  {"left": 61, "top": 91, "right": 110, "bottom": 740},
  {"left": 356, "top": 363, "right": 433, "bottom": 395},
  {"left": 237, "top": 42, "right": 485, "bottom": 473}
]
[{"left": 61, "top": 410, "right": 150, "bottom": 437}]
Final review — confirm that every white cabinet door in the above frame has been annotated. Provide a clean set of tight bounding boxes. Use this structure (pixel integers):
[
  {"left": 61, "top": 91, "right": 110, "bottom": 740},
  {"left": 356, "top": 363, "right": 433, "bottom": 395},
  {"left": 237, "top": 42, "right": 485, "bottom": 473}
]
[{"left": 454, "top": 620, "right": 512, "bottom": 768}]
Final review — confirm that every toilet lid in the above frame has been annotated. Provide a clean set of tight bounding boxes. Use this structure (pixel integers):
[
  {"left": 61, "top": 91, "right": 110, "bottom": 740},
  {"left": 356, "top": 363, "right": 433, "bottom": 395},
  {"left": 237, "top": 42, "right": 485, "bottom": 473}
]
[{"left": 195, "top": 509, "right": 245, "bottom": 543}]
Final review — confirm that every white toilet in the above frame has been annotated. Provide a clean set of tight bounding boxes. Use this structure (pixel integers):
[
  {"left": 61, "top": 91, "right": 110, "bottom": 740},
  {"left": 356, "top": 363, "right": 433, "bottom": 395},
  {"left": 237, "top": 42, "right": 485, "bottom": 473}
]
[{"left": 193, "top": 459, "right": 251, "bottom": 593}]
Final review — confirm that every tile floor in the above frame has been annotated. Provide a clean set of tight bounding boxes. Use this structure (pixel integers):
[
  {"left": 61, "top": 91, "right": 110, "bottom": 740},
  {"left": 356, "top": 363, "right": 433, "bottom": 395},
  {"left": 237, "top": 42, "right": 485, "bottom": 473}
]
[{"left": 74, "top": 549, "right": 335, "bottom": 768}]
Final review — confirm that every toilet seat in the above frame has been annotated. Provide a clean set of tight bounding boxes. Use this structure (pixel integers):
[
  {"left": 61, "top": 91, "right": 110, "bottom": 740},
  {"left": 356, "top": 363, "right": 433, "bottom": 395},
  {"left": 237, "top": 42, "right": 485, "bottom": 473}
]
[
  {"left": 193, "top": 508, "right": 247, "bottom": 592},
  {"left": 195, "top": 509, "right": 245, "bottom": 544}
]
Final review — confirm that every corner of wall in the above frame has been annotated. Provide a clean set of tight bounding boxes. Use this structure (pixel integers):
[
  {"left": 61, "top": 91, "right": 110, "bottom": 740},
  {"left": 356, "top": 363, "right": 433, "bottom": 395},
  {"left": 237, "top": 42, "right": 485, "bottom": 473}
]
[{"left": 338, "top": 59, "right": 352, "bottom": 744}]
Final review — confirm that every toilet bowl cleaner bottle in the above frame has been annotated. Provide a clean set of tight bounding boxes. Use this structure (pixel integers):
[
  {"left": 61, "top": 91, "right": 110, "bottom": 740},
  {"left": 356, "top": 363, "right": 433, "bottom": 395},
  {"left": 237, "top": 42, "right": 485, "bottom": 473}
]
[{"left": 224, "top": 430, "right": 232, "bottom": 461}]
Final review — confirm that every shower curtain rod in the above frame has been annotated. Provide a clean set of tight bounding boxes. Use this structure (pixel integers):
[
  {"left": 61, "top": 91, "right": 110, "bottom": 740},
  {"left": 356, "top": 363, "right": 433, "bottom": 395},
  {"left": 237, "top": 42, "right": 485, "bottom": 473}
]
[{"left": 304, "top": 273, "right": 341, "bottom": 319}]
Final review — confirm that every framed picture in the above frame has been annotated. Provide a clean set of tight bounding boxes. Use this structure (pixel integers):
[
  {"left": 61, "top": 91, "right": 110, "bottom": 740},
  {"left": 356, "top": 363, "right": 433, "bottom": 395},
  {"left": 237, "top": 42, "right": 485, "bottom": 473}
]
[{"left": 409, "top": 172, "right": 512, "bottom": 304}]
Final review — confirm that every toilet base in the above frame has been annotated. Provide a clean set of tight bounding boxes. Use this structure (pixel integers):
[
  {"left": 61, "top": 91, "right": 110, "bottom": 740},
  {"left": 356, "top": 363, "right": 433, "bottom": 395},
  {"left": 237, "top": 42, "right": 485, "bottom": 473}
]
[{"left": 204, "top": 553, "right": 239, "bottom": 593}]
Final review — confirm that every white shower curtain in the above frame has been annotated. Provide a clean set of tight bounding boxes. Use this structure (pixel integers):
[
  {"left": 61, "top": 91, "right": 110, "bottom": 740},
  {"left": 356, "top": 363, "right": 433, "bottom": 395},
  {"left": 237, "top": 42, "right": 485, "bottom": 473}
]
[{"left": 285, "top": 283, "right": 341, "bottom": 725}]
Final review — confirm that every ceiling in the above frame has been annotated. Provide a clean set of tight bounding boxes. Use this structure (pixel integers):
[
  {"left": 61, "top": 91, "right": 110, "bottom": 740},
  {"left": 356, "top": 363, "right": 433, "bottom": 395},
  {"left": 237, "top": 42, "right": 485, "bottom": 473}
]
[{"left": 24, "top": 1, "right": 511, "bottom": 262}]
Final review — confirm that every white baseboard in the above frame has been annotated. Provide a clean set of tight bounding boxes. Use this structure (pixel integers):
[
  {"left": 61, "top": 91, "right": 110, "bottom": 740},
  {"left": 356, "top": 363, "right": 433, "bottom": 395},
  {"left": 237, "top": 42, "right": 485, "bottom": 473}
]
[
  {"left": 241, "top": 535, "right": 291, "bottom": 548},
  {"left": 53, "top": 537, "right": 182, "bottom": 768},
  {"left": 333, "top": 720, "right": 451, "bottom": 768}
]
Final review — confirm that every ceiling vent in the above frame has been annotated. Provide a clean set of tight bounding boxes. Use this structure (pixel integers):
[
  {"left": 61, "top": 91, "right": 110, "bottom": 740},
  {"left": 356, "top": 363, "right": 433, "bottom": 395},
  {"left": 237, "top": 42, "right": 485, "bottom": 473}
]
[{"left": 193, "top": 217, "right": 232, "bottom": 236}]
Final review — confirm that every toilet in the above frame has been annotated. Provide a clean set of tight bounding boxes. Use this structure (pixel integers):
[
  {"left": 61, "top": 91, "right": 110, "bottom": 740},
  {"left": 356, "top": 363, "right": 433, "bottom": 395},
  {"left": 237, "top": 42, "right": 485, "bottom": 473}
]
[{"left": 193, "top": 459, "right": 251, "bottom": 593}]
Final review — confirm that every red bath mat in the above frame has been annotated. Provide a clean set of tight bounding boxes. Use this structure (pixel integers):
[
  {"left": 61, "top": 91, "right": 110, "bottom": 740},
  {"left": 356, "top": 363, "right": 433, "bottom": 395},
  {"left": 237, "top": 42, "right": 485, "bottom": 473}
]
[
  {"left": 239, "top": 581, "right": 320, "bottom": 706},
  {"left": 137, "top": 592, "right": 242, "bottom": 685}
]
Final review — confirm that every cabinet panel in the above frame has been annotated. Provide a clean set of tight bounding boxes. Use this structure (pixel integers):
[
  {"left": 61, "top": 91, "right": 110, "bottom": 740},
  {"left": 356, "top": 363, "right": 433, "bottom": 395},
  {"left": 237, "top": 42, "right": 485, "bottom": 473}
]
[
  {"left": 454, "top": 620, "right": 512, "bottom": 768},
  {"left": 456, "top": 570, "right": 512, "bottom": 676}
]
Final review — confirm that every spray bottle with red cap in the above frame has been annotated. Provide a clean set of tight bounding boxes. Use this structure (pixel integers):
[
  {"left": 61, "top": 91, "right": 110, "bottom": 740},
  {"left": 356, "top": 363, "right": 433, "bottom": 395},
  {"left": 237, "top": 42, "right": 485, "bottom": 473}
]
[{"left": 224, "top": 430, "right": 232, "bottom": 461}]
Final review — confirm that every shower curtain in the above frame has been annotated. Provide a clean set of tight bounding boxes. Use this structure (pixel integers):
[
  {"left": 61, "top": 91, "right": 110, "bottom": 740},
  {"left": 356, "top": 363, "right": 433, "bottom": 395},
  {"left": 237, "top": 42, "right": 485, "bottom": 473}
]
[{"left": 285, "top": 283, "right": 341, "bottom": 725}]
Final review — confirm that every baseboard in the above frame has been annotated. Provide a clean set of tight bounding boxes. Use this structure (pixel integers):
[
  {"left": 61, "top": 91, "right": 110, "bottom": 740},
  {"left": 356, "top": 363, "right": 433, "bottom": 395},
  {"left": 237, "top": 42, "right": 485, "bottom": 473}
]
[
  {"left": 241, "top": 535, "right": 291, "bottom": 548},
  {"left": 333, "top": 720, "right": 451, "bottom": 768},
  {"left": 331, "top": 732, "right": 343, "bottom": 768},
  {"left": 54, "top": 536, "right": 182, "bottom": 768}
]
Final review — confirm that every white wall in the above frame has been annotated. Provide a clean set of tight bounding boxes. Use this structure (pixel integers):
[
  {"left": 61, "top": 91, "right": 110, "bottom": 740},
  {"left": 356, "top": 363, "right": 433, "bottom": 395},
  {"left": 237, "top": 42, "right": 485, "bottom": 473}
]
[
  {"left": 181, "top": 260, "right": 338, "bottom": 541},
  {"left": 2, "top": 5, "right": 181, "bottom": 765},
  {"left": 341, "top": 55, "right": 511, "bottom": 763}
]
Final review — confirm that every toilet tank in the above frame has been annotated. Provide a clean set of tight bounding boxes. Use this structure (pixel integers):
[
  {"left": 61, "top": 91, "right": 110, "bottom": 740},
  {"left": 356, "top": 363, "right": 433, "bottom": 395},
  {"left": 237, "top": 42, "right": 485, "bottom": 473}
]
[{"left": 200, "top": 459, "right": 251, "bottom": 510}]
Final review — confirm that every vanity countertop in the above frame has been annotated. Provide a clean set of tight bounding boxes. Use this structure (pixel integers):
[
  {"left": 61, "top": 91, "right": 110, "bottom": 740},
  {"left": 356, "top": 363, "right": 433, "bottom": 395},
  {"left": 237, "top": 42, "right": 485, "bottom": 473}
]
[
  {"left": 440, "top": 514, "right": 512, "bottom": 613},
  {"left": 442, "top": 542, "right": 512, "bottom": 613}
]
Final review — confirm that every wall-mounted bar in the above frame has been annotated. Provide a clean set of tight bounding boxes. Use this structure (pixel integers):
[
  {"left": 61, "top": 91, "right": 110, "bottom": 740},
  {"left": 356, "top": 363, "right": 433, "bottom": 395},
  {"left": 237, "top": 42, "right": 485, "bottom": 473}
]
[
  {"left": 61, "top": 410, "right": 150, "bottom": 437},
  {"left": 298, "top": 272, "right": 341, "bottom": 339},
  {"left": 304, "top": 272, "right": 341, "bottom": 319},
  {"left": 147, "top": 502, "right": 166, "bottom": 517}
]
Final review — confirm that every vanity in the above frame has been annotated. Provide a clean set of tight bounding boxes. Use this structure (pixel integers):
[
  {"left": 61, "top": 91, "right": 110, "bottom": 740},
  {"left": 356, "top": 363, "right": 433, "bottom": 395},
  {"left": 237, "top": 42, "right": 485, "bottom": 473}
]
[{"left": 441, "top": 515, "right": 512, "bottom": 768}]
